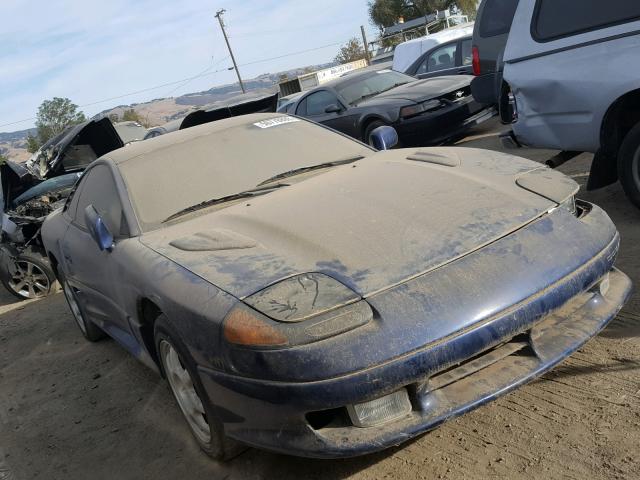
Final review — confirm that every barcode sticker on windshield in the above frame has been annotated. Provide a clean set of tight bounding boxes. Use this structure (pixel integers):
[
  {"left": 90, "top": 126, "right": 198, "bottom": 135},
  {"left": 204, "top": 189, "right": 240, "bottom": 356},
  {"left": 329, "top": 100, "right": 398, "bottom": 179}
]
[{"left": 253, "top": 116, "right": 301, "bottom": 129}]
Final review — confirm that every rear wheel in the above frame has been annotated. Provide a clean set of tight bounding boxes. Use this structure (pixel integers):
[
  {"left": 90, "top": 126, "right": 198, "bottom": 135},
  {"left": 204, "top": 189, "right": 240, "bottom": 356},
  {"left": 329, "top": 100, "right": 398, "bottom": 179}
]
[
  {"left": 1, "top": 248, "right": 57, "bottom": 300},
  {"left": 618, "top": 122, "right": 640, "bottom": 209},
  {"left": 154, "top": 314, "right": 245, "bottom": 460}
]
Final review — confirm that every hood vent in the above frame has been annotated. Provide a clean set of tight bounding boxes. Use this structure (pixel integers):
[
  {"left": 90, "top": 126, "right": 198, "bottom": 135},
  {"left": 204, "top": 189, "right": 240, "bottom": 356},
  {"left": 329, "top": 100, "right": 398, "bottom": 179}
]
[
  {"left": 406, "top": 151, "right": 460, "bottom": 167},
  {"left": 170, "top": 229, "right": 257, "bottom": 252}
]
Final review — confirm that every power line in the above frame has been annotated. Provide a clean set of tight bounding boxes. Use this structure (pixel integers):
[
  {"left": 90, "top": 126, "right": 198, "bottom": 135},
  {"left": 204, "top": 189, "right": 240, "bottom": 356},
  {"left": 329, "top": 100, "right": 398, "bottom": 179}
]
[
  {"left": 240, "top": 40, "right": 346, "bottom": 67},
  {"left": 163, "top": 55, "right": 230, "bottom": 98},
  {"left": 0, "top": 38, "right": 354, "bottom": 129},
  {"left": 229, "top": 19, "right": 365, "bottom": 38}
]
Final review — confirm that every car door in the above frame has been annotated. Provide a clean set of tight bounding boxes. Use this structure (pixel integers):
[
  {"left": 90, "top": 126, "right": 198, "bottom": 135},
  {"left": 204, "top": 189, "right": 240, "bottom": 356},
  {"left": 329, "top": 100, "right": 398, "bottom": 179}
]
[
  {"left": 296, "top": 90, "right": 358, "bottom": 137},
  {"left": 415, "top": 41, "right": 463, "bottom": 79},
  {"left": 60, "top": 163, "right": 132, "bottom": 339}
]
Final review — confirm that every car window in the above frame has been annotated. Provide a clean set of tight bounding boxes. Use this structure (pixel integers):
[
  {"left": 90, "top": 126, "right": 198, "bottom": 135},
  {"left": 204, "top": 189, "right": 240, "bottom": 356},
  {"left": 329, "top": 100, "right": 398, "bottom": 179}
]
[
  {"left": 304, "top": 91, "right": 339, "bottom": 116},
  {"left": 73, "top": 164, "right": 127, "bottom": 237},
  {"left": 61, "top": 144, "right": 98, "bottom": 171},
  {"left": 419, "top": 43, "right": 458, "bottom": 74},
  {"left": 295, "top": 97, "right": 307, "bottom": 116},
  {"left": 336, "top": 70, "right": 415, "bottom": 105},
  {"left": 461, "top": 39, "right": 473, "bottom": 66},
  {"left": 479, "top": 0, "right": 520, "bottom": 38},
  {"left": 533, "top": 0, "right": 640, "bottom": 41}
]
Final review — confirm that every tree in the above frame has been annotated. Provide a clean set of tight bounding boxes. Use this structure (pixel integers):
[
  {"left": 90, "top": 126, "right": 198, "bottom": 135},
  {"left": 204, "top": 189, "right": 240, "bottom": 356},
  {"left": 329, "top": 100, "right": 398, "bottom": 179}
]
[
  {"left": 368, "top": 0, "right": 477, "bottom": 32},
  {"left": 119, "top": 108, "right": 151, "bottom": 128},
  {"left": 0, "top": 153, "right": 7, "bottom": 164},
  {"left": 26, "top": 135, "right": 41, "bottom": 153},
  {"left": 29, "top": 97, "right": 86, "bottom": 152},
  {"left": 334, "top": 38, "right": 366, "bottom": 65}
]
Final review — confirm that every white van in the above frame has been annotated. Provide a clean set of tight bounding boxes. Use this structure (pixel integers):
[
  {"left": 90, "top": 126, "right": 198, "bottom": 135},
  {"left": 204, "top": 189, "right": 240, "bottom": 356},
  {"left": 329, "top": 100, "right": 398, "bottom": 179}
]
[
  {"left": 392, "top": 23, "right": 475, "bottom": 74},
  {"left": 496, "top": 0, "right": 640, "bottom": 207}
]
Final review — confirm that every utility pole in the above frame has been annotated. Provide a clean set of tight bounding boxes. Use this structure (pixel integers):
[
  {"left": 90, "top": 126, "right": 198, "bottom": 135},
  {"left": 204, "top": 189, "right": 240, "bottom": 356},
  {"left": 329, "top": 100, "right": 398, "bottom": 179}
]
[
  {"left": 215, "top": 9, "right": 246, "bottom": 94},
  {"left": 360, "top": 25, "right": 371, "bottom": 64}
]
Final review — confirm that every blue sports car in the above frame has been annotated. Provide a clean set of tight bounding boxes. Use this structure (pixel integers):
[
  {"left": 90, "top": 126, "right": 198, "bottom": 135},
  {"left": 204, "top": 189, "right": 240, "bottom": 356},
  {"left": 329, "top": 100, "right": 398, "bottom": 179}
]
[{"left": 41, "top": 113, "right": 632, "bottom": 459}]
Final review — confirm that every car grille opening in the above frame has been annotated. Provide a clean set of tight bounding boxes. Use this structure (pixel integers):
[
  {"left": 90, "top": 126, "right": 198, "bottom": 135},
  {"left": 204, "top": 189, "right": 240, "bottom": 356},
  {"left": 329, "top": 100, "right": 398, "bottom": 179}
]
[
  {"left": 427, "top": 333, "right": 535, "bottom": 392},
  {"left": 442, "top": 86, "right": 471, "bottom": 103},
  {"left": 306, "top": 407, "right": 351, "bottom": 430}
]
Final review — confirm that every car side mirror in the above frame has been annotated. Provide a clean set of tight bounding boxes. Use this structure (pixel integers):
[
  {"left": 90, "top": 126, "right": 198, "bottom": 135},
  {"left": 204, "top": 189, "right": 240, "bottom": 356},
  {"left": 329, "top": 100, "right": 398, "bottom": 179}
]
[
  {"left": 325, "top": 104, "right": 342, "bottom": 114},
  {"left": 84, "top": 205, "right": 114, "bottom": 252},
  {"left": 370, "top": 126, "right": 399, "bottom": 150}
]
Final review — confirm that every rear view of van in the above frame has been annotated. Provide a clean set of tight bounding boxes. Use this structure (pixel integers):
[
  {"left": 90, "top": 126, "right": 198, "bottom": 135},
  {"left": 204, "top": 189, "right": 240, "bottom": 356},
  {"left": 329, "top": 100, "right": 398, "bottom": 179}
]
[{"left": 470, "top": 0, "right": 520, "bottom": 105}]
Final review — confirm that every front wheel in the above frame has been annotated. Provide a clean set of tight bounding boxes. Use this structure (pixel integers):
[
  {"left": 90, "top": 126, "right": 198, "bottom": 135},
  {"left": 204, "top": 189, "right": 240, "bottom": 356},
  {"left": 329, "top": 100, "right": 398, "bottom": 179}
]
[
  {"left": 155, "top": 314, "right": 245, "bottom": 460},
  {"left": 618, "top": 122, "right": 640, "bottom": 209}
]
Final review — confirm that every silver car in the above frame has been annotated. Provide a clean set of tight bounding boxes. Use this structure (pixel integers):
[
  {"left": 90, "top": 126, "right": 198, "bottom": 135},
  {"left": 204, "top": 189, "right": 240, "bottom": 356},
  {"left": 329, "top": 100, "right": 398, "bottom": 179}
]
[{"left": 495, "top": 0, "right": 640, "bottom": 207}]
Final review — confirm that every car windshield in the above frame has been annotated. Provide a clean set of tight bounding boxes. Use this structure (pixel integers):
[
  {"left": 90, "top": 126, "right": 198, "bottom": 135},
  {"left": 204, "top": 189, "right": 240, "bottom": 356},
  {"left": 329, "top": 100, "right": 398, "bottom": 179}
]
[
  {"left": 336, "top": 70, "right": 415, "bottom": 105},
  {"left": 117, "top": 116, "right": 372, "bottom": 231}
]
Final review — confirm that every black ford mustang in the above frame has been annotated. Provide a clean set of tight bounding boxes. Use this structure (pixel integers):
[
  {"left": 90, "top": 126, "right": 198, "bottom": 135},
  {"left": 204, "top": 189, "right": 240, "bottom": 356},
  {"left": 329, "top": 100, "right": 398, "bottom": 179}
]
[{"left": 277, "top": 69, "right": 495, "bottom": 146}]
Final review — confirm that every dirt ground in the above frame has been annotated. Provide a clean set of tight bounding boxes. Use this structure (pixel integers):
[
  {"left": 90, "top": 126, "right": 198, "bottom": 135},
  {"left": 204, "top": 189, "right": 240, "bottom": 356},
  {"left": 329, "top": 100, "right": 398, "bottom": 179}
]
[{"left": 1, "top": 119, "right": 639, "bottom": 480}]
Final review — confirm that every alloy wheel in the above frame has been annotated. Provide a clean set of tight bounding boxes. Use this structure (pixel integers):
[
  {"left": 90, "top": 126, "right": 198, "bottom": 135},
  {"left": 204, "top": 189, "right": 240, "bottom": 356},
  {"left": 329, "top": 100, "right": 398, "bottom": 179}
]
[
  {"left": 7, "top": 260, "right": 51, "bottom": 299},
  {"left": 159, "top": 340, "right": 211, "bottom": 444}
]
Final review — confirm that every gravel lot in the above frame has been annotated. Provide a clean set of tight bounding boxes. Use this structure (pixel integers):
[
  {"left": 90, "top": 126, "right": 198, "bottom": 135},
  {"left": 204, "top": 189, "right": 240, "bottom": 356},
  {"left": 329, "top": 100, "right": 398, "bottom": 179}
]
[{"left": 1, "top": 119, "right": 639, "bottom": 480}]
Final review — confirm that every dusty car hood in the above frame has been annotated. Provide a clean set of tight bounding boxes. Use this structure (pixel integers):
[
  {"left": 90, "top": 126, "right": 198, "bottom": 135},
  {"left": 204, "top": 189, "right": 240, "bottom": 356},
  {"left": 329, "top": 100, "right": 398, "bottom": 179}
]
[
  {"left": 141, "top": 148, "right": 561, "bottom": 299},
  {"left": 360, "top": 76, "right": 472, "bottom": 106}
]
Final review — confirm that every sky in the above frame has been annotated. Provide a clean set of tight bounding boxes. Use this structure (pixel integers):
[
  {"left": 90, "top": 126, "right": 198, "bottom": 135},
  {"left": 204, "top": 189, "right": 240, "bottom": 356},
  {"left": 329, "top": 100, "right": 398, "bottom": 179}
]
[{"left": 0, "top": 0, "right": 375, "bottom": 132}]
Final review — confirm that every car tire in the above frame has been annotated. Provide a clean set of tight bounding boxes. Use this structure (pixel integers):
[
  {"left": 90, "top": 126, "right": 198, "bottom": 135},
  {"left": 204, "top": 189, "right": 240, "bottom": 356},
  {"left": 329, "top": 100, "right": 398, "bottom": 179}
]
[
  {"left": 1, "top": 247, "right": 58, "bottom": 300},
  {"left": 618, "top": 122, "right": 640, "bottom": 209},
  {"left": 154, "top": 314, "right": 245, "bottom": 461},
  {"left": 363, "top": 120, "right": 388, "bottom": 147},
  {"left": 59, "top": 271, "right": 106, "bottom": 342}
]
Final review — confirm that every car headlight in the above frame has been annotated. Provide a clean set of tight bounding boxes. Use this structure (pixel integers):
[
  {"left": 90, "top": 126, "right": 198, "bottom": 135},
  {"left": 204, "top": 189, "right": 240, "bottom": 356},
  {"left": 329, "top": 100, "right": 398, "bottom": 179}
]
[
  {"left": 223, "top": 273, "right": 373, "bottom": 348},
  {"left": 400, "top": 99, "right": 441, "bottom": 119}
]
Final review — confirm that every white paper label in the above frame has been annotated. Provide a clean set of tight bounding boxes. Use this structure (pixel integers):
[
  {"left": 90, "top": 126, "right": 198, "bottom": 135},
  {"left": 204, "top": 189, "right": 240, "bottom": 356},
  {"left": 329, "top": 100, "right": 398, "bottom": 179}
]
[{"left": 253, "top": 116, "right": 301, "bottom": 129}]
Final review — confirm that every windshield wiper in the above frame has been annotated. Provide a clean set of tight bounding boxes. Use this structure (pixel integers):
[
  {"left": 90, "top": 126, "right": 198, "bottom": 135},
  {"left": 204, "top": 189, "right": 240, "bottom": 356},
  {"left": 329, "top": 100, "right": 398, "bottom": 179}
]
[
  {"left": 257, "top": 156, "right": 364, "bottom": 186},
  {"left": 162, "top": 184, "right": 288, "bottom": 223}
]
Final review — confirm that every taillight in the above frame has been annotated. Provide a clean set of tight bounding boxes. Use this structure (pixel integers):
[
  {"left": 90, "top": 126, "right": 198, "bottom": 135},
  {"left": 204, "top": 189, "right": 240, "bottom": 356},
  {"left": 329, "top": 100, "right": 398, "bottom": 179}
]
[{"left": 472, "top": 46, "right": 481, "bottom": 76}]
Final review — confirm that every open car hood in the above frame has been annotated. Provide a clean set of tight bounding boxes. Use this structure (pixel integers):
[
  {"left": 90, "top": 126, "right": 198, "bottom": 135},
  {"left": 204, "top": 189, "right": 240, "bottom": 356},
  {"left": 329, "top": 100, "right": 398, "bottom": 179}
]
[
  {"left": 1, "top": 118, "right": 123, "bottom": 213},
  {"left": 26, "top": 117, "right": 123, "bottom": 180},
  {"left": 141, "top": 148, "right": 576, "bottom": 299}
]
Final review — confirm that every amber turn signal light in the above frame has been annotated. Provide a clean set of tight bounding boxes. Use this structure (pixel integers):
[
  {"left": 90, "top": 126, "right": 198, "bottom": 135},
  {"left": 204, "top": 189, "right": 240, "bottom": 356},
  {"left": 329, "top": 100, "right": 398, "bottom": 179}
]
[{"left": 223, "top": 307, "right": 288, "bottom": 347}]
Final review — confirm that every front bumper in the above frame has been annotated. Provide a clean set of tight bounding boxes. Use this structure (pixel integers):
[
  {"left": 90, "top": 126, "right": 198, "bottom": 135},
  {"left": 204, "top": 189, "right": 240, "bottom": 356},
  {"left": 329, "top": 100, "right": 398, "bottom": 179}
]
[
  {"left": 198, "top": 264, "right": 631, "bottom": 458},
  {"left": 394, "top": 96, "right": 495, "bottom": 147}
]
